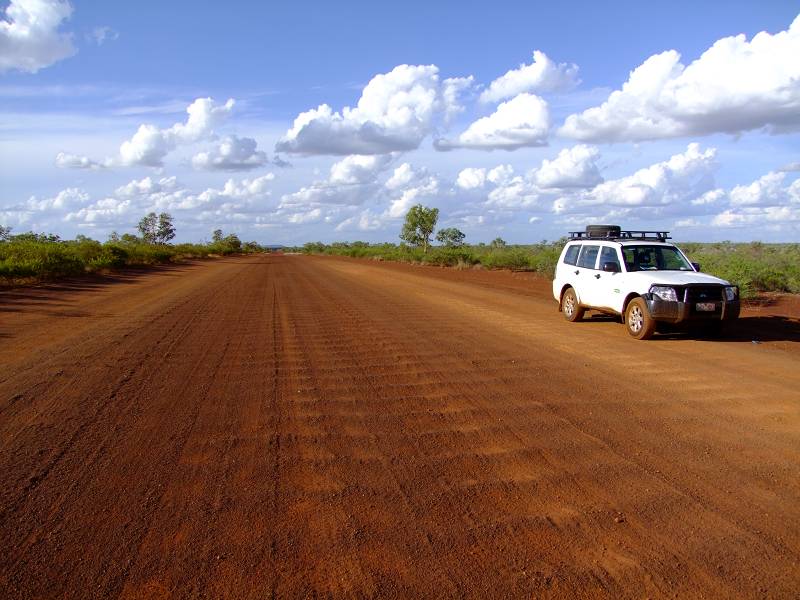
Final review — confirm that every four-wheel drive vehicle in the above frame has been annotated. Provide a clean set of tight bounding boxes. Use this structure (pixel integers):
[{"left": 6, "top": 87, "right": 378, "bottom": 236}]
[{"left": 552, "top": 225, "right": 740, "bottom": 339}]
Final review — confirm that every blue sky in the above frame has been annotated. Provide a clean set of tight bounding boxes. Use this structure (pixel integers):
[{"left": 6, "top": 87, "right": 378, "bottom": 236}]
[{"left": 1, "top": 0, "right": 799, "bottom": 244}]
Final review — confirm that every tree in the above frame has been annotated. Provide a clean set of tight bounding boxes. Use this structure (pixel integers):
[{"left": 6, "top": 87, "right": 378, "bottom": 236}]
[
  {"left": 436, "top": 227, "right": 466, "bottom": 248},
  {"left": 222, "top": 234, "right": 241, "bottom": 251},
  {"left": 0, "top": 225, "right": 10, "bottom": 241},
  {"left": 490, "top": 237, "right": 507, "bottom": 249},
  {"left": 138, "top": 213, "right": 158, "bottom": 244},
  {"left": 400, "top": 204, "right": 439, "bottom": 253},
  {"left": 212, "top": 229, "right": 223, "bottom": 243},
  {"left": 138, "top": 212, "right": 175, "bottom": 244},
  {"left": 156, "top": 213, "right": 175, "bottom": 244},
  {"left": 12, "top": 232, "right": 60, "bottom": 243}
]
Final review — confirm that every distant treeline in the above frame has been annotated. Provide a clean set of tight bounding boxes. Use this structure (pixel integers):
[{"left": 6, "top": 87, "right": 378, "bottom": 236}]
[
  {"left": 0, "top": 231, "right": 267, "bottom": 285},
  {"left": 298, "top": 240, "right": 800, "bottom": 298}
]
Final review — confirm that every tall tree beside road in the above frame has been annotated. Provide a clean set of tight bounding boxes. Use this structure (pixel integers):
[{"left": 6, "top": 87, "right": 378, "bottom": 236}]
[{"left": 400, "top": 204, "right": 439, "bottom": 254}]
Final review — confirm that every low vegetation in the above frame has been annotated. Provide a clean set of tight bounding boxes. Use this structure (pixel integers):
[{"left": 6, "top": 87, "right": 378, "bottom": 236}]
[
  {"left": 299, "top": 240, "right": 568, "bottom": 276},
  {"left": 0, "top": 217, "right": 267, "bottom": 285},
  {"left": 299, "top": 240, "right": 800, "bottom": 298},
  {"left": 3, "top": 206, "right": 798, "bottom": 298},
  {"left": 679, "top": 241, "right": 800, "bottom": 298}
]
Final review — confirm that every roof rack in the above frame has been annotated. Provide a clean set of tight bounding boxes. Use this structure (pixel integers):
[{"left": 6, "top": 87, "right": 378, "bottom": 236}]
[{"left": 568, "top": 230, "right": 671, "bottom": 242}]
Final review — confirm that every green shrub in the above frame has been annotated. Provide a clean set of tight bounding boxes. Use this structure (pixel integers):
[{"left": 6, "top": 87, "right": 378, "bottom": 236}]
[
  {"left": 680, "top": 242, "right": 800, "bottom": 298},
  {"left": 0, "top": 236, "right": 251, "bottom": 284},
  {"left": 89, "top": 245, "right": 129, "bottom": 269},
  {"left": 0, "top": 241, "right": 85, "bottom": 279}
]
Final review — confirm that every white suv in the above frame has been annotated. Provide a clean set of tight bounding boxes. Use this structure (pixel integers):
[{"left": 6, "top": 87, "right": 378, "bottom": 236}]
[{"left": 552, "top": 226, "right": 740, "bottom": 339}]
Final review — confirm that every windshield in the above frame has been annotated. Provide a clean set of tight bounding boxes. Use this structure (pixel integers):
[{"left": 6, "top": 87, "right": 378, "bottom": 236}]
[{"left": 622, "top": 245, "right": 692, "bottom": 272}]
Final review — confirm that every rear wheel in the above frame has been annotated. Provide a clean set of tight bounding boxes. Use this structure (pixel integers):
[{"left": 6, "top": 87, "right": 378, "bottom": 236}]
[
  {"left": 561, "top": 288, "right": 585, "bottom": 322},
  {"left": 625, "top": 297, "right": 655, "bottom": 340}
]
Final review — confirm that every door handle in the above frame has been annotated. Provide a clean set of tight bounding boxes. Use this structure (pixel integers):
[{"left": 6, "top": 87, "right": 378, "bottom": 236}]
[
  {"left": 594, "top": 274, "right": 601, "bottom": 279},
  {"left": 574, "top": 270, "right": 579, "bottom": 275}
]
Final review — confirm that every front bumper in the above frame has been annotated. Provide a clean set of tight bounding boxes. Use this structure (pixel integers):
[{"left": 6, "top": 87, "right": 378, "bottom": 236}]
[{"left": 645, "top": 295, "right": 740, "bottom": 324}]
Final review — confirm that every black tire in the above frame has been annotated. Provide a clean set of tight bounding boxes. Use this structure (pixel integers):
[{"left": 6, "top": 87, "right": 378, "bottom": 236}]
[
  {"left": 625, "top": 297, "right": 656, "bottom": 340},
  {"left": 561, "top": 288, "right": 585, "bottom": 322},
  {"left": 586, "top": 224, "right": 621, "bottom": 238}
]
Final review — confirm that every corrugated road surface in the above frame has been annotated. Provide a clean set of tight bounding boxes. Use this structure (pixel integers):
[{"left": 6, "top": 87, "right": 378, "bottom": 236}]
[{"left": 1, "top": 254, "right": 799, "bottom": 598}]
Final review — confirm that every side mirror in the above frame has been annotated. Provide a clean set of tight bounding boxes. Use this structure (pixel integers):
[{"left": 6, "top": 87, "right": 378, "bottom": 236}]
[
  {"left": 602, "top": 261, "right": 620, "bottom": 273},
  {"left": 691, "top": 262, "right": 701, "bottom": 272}
]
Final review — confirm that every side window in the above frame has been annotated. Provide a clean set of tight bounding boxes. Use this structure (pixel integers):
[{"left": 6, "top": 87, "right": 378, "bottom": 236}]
[
  {"left": 563, "top": 244, "right": 580, "bottom": 265},
  {"left": 577, "top": 245, "right": 600, "bottom": 269},
  {"left": 600, "top": 246, "right": 620, "bottom": 270}
]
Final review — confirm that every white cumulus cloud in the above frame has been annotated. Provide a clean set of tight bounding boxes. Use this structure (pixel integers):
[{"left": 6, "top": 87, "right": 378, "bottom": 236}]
[
  {"left": 480, "top": 50, "right": 579, "bottom": 103},
  {"left": 441, "top": 75, "right": 474, "bottom": 121},
  {"left": 276, "top": 64, "right": 452, "bottom": 155},
  {"left": 55, "top": 151, "right": 104, "bottom": 170},
  {"left": 385, "top": 163, "right": 439, "bottom": 218},
  {"left": 533, "top": 144, "right": 602, "bottom": 189},
  {"left": 27, "top": 187, "right": 87, "bottom": 211},
  {"left": 0, "top": 0, "right": 76, "bottom": 73},
  {"left": 456, "top": 165, "right": 514, "bottom": 190},
  {"left": 710, "top": 172, "right": 799, "bottom": 230},
  {"left": 729, "top": 171, "right": 789, "bottom": 206},
  {"left": 575, "top": 143, "right": 718, "bottom": 210},
  {"left": 335, "top": 211, "right": 384, "bottom": 233},
  {"left": 458, "top": 143, "right": 721, "bottom": 222},
  {"left": 52, "top": 97, "right": 237, "bottom": 171},
  {"left": 436, "top": 93, "right": 550, "bottom": 151},
  {"left": 191, "top": 135, "right": 268, "bottom": 171},
  {"left": 712, "top": 179, "right": 800, "bottom": 229},
  {"left": 115, "top": 176, "right": 178, "bottom": 198},
  {"left": 65, "top": 197, "right": 131, "bottom": 224},
  {"left": 280, "top": 154, "right": 394, "bottom": 207},
  {"left": 560, "top": 14, "right": 800, "bottom": 141},
  {"left": 117, "top": 97, "right": 235, "bottom": 167}
]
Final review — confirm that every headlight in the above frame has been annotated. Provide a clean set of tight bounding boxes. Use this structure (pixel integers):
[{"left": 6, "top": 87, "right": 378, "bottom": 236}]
[
  {"left": 650, "top": 285, "right": 678, "bottom": 302},
  {"left": 724, "top": 286, "right": 738, "bottom": 301}
]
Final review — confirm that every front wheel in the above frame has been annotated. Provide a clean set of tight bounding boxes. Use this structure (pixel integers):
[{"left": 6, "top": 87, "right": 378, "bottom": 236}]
[
  {"left": 625, "top": 297, "right": 656, "bottom": 340},
  {"left": 561, "top": 288, "right": 585, "bottom": 322}
]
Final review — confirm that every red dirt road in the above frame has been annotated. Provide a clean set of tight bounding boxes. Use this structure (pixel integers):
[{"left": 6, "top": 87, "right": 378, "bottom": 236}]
[{"left": 1, "top": 254, "right": 799, "bottom": 599}]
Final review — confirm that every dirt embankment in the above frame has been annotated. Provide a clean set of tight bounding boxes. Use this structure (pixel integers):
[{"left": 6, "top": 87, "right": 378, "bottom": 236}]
[{"left": 1, "top": 254, "right": 798, "bottom": 598}]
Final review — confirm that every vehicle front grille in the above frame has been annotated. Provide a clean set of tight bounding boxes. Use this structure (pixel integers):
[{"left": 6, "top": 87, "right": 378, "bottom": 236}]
[
  {"left": 679, "top": 284, "right": 724, "bottom": 317},
  {"left": 682, "top": 285, "right": 724, "bottom": 303}
]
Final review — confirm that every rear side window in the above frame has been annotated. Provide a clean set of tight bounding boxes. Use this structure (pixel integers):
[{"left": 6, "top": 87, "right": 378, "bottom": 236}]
[
  {"left": 600, "top": 246, "right": 620, "bottom": 270},
  {"left": 563, "top": 245, "right": 580, "bottom": 265},
  {"left": 577, "top": 245, "right": 600, "bottom": 269}
]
